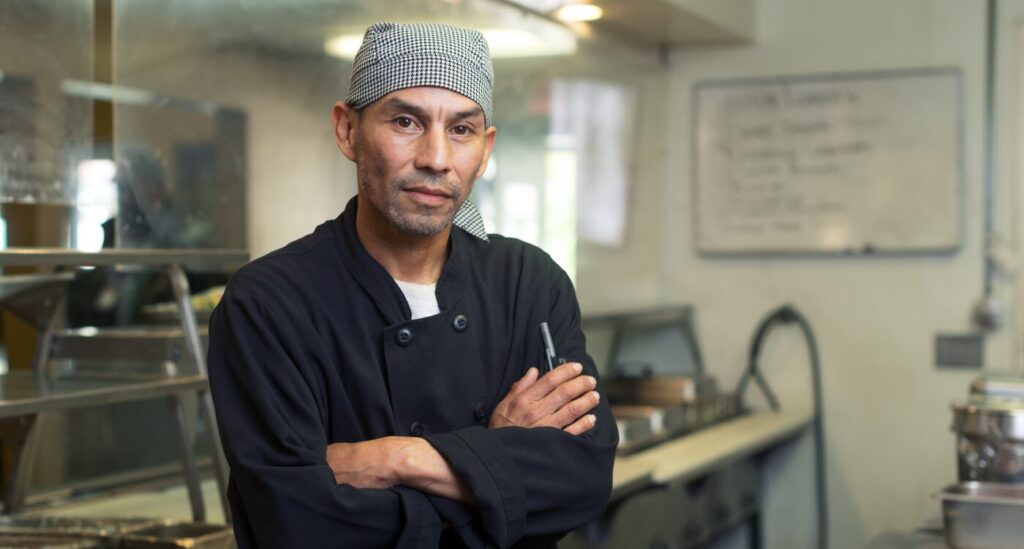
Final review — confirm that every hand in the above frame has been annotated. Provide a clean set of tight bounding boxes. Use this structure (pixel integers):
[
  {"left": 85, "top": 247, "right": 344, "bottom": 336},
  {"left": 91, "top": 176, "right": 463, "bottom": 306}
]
[
  {"left": 489, "top": 362, "right": 600, "bottom": 435},
  {"left": 326, "top": 437, "right": 476, "bottom": 504}
]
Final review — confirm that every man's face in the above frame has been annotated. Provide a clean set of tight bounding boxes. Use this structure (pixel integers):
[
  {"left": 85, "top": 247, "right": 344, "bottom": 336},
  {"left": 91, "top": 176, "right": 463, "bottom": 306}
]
[{"left": 336, "top": 87, "right": 495, "bottom": 236}]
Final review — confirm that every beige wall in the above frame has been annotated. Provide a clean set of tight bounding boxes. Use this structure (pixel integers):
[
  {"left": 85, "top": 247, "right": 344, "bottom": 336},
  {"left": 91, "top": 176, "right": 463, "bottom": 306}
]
[
  {"left": 575, "top": 1, "right": 1024, "bottom": 548},
  {"left": 110, "top": 2, "right": 1024, "bottom": 546}
]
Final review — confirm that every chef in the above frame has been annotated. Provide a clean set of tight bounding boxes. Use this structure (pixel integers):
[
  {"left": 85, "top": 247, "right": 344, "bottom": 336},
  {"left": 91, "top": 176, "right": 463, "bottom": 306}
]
[{"left": 207, "top": 21, "right": 617, "bottom": 548}]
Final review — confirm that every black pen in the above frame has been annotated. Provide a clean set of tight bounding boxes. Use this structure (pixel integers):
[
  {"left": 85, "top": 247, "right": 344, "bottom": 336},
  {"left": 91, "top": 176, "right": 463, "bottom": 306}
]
[{"left": 539, "top": 322, "right": 565, "bottom": 373}]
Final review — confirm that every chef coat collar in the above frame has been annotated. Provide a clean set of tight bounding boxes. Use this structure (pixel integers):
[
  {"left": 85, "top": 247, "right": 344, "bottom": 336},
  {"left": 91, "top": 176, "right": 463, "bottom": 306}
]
[{"left": 334, "top": 196, "right": 476, "bottom": 324}]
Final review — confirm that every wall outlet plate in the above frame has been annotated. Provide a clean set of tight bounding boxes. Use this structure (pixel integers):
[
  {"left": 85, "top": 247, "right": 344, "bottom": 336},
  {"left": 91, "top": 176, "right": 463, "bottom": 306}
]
[{"left": 935, "top": 334, "right": 984, "bottom": 369}]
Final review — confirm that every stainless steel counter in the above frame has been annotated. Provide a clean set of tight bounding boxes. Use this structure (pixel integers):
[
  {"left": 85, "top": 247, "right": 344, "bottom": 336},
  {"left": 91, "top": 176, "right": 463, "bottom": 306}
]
[
  {"left": 0, "top": 248, "right": 248, "bottom": 269},
  {"left": 612, "top": 409, "right": 813, "bottom": 499},
  {"left": 863, "top": 531, "right": 946, "bottom": 548},
  {"left": 0, "top": 372, "right": 209, "bottom": 419}
]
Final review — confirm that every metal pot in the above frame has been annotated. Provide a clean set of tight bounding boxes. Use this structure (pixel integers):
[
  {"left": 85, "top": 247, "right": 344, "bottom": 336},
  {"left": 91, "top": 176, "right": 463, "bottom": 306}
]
[
  {"left": 942, "top": 482, "right": 1024, "bottom": 549},
  {"left": 952, "top": 400, "right": 1024, "bottom": 483}
]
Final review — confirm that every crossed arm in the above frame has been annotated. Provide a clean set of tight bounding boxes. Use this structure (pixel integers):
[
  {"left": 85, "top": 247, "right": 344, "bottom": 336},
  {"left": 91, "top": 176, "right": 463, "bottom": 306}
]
[
  {"left": 324, "top": 362, "right": 602, "bottom": 503},
  {"left": 209, "top": 275, "right": 616, "bottom": 547}
]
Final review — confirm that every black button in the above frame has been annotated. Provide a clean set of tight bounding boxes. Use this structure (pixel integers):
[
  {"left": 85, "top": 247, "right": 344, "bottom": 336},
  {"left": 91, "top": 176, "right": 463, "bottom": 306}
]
[
  {"left": 473, "top": 403, "right": 487, "bottom": 422},
  {"left": 452, "top": 314, "right": 468, "bottom": 332},
  {"left": 409, "top": 422, "right": 424, "bottom": 436},
  {"left": 396, "top": 328, "right": 414, "bottom": 346}
]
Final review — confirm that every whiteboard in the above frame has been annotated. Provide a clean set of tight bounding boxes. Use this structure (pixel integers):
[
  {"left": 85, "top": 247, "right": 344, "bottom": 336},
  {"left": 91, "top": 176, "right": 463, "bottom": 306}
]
[{"left": 694, "top": 68, "right": 963, "bottom": 255}]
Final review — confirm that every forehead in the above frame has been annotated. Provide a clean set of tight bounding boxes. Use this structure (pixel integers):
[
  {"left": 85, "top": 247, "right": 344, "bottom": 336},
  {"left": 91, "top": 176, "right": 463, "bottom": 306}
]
[{"left": 367, "top": 86, "right": 482, "bottom": 117}]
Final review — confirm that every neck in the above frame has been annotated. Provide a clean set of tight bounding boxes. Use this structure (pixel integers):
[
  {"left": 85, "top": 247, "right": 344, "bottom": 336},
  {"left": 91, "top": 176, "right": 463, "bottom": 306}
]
[{"left": 355, "top": 196, "right": 450, "bottom": 284}]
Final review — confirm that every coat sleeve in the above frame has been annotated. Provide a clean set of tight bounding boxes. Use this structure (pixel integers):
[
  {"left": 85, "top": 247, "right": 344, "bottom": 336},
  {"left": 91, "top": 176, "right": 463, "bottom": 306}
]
[
  {"left": 425, "top": 268, "right": 618, "bottom": 548},
  {"left": 207, "top": 288, "right": 443, "bottom": 548}
]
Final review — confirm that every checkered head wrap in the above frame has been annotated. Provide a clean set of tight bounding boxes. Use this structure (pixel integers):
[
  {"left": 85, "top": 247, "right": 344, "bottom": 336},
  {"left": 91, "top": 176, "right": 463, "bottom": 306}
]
[
  {"left": 345, "top": 21, "right": 493, "bottom": 242},
  {"left": 345, "top": 21, "right": 494, "bottom": 128}
]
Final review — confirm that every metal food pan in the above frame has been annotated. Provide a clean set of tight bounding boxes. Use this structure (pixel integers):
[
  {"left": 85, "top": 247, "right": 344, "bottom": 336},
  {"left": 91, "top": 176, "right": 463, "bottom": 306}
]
[
  {"left": 120, "top": 522, "right": 234, "bottom": 549},
  {"left": 942, "top": 482, "right": 1024, "bottom": 549},
  {"left": 0, "top": 532, "right": 102, "bottom": 548},
  {"left": 0, "top": 516, "right": 162, "bottom": 538}
]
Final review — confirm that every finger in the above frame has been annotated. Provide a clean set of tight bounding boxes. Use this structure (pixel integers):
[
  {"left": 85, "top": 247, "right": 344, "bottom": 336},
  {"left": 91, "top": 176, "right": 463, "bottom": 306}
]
[
  {"left": 507, "top": 367, "right": 539, "bottom": 397},
  {"left": 534, "top": 374, "right": 596, "bottom": 419},
  {"left": 523, "top": 362, "right": 583, "bottom": 401},
  {"left": 546, "top": 390, "right": 601, "bottom": 429},
  {"left": 563, "top": 414, "right": 597, "bottom": 436}
]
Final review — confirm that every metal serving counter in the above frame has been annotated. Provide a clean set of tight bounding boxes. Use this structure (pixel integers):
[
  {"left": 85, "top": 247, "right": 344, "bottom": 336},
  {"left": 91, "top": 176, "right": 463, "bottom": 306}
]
[
  {"left": 0, "top": 372, "right": 209, "bottom": 418},
  {"left": 863, "top": 531, "right": 947, "bottom": 548},
  {"left": 559, "top": 410, "right": 813, "bottom": 549},
  {"left": 0, "top": 249, "right": 248, "bottom": 269},
  {"left": 0, "top": 248, "right": 248, "bottom": 523},
  {"left": 611, "top": 410, "right": 813, "bottom": 500}
]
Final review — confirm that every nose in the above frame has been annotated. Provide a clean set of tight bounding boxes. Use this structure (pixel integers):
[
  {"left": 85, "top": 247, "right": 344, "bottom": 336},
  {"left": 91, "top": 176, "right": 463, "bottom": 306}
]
[{"left": 414, "top": 126, "right": 452, "bottom": 173}]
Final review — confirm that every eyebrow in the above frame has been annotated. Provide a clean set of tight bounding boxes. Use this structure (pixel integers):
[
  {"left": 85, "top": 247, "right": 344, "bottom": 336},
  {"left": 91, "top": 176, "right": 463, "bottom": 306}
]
[{"left": 380, "top": 98, "right": 483, "bottom": 124}]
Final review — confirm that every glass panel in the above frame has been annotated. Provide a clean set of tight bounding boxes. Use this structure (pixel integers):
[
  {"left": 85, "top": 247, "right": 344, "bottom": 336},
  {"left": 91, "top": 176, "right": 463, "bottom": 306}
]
[
  {"left": 0, "top": 0, "right": 663, "bottom": 500},
  {"left": 111, "top": 0, "right": 659, "bottom": 268},
  {"left": 0, "top": 0, "right": 93, "bottom": 248}
]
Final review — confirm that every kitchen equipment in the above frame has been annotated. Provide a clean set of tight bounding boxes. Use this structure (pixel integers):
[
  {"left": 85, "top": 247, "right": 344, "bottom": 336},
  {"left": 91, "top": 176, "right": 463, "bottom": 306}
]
[
  {"left": 613, "top": 413, "right": 655, "bottom": 449},
  {"left": 0, "top": 533, "right": 101, "bottom": 548},
  {"left": 951, "top": 400, "right": 1024, "bottom": 483},
  {"left": 612, "top": 405, "right": 691, "bottom": 453},
  {"left": 941, "top": 482, "right": 1024, "bottom": 549},
  {"left": 603, "top": 375, "right": 716, "bottom": 407},
  {"left": 970, "top": 374, "right": 1024, "bottom": 401},
  {"left": 0, "top": 516, "right": 160, "bottom": 537},
  {"left": 611, "top": 405, "right": 691, "bottom": 434},
  {"left": 120, "top": 521, "right": 234, "bottom": 549}
]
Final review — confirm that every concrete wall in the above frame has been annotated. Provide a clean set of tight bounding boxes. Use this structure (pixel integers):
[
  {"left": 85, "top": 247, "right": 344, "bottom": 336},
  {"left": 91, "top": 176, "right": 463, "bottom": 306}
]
[{"left": 574, "top": 1, "right": 1024, "bottom": 548}]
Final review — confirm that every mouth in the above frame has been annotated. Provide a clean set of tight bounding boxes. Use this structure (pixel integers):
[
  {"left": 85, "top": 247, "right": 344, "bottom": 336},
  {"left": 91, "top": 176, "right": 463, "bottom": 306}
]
[{"left": 403, "top": 186, "right": 453, "bottom": 206}]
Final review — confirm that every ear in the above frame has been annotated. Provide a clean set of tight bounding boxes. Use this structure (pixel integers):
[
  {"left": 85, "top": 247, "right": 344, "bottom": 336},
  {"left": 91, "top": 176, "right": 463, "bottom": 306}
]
[
  {"left": 332, "top": 102, "right": 359, "bottom": 162},
  {"left": 476, "top": 126, "right": 497, "bottom": 179}
]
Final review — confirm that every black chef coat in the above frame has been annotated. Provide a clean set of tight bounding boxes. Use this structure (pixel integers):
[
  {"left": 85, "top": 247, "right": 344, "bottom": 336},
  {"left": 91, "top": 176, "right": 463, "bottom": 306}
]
[{"left": 207, "top": 197, "right": 617, "bottom": 548}]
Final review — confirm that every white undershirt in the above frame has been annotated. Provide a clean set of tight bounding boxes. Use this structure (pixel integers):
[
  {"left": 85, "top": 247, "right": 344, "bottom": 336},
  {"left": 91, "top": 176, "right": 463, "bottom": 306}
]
[{"left": 394, "top": 279, "right": 441, "bottom": 320}]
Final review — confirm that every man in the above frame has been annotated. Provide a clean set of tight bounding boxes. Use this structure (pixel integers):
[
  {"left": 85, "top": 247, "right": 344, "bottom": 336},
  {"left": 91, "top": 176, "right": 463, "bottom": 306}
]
[{"left": 207, "top": 22, "right": 616, "bottom": 548}]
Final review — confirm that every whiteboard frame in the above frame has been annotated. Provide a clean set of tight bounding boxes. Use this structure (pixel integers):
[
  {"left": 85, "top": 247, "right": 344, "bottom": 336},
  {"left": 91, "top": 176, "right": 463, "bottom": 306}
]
[{"left": 691, "top": 66, "right": 965, "bottom": 258}]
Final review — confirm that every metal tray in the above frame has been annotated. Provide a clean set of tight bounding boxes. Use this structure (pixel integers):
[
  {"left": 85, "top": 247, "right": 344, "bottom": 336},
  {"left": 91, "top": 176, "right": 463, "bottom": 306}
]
[
  {"left": 0, "top": 516, "right": 160, "bottom": 537},
  {"left": 0, "top": 532, "right": 102, "bottom": 548},
  {"left": 941, "top": 482, "right": 1024, "bottom": 549},
  {"left": 951, "top": 400, "right": 1024, "bottom": 441},
  {"left": 604, "top": 376, "right": 715, "bottom": 407},
  {"left": 971, "top": 375, "right": 1024, "bottom": 401},
  {"left": 120, "top": 521, "right": 234, "bottom": 549}
]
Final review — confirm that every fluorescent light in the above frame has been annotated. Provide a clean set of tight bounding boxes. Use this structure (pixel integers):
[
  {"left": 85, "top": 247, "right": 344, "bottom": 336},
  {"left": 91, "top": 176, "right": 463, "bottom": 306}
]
[
  {"left": 324, "top": 26, "right": 576, "bottom": 60},
  {"left": 507, "top": 0, "right": 567, "bottom": 11},
  {"left": 77, "top": 159, "right": 117, "bottom": 185},
  {"left": 554, "top": 3, "right": 603, "bottom": 23},
  {"left": 75, "top": 159, "right": 119, "bottom": 253},
  {"left": 324, "top": 34, "right": 365, "bottom": 60},
  {"left": 60, "top": 80, "right": 155, "bottom": 106}
]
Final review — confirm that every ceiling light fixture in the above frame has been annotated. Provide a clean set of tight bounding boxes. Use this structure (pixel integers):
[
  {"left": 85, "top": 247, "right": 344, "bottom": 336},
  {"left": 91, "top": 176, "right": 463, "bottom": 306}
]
[
  {"left": 553, "top": 3, "right": 603, "bottom": 23},
  {"left": 325, "top": 27, "right": 576, "bottom": 60}
]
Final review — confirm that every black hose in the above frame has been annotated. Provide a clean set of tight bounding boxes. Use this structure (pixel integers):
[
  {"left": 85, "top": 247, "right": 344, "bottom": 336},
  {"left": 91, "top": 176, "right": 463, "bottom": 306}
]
[{"left": 734, "top": 305, "right": 828, "bottom": 549}]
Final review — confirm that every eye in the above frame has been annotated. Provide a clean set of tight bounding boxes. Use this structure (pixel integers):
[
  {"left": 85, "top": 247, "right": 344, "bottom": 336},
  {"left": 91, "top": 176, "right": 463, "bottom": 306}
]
[
  {"left": 452, "top": 124, "right": 472, "bottom": 136},
  {"left": 395, "top": 116, "right": 415, "bottom": 129}
]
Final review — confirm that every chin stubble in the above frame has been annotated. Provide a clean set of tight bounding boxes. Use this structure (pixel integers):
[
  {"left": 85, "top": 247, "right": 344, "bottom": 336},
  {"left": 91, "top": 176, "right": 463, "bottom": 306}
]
[{"left": 357, "top": 169, "right": 463, "bottom": 236}]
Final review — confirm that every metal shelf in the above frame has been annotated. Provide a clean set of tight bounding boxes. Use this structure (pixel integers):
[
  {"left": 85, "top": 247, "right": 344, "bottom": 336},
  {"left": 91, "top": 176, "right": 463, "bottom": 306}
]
[
  {"left": 0, "top": 248, "right": 249, "bottom": 269},
  {"left": 0, "top": 372, "right": 209, "bottom": 419}
]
